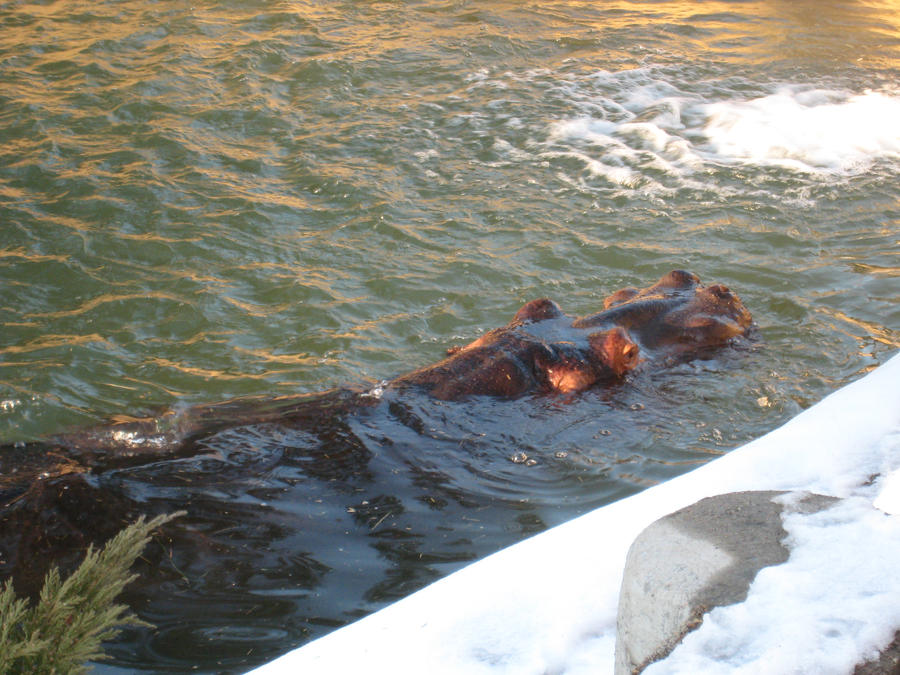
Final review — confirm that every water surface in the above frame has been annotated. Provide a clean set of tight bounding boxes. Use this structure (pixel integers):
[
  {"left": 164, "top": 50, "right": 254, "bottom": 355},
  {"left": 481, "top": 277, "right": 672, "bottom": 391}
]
[{"left": 0, "top": 1, "right": 898, "bottom": 672}]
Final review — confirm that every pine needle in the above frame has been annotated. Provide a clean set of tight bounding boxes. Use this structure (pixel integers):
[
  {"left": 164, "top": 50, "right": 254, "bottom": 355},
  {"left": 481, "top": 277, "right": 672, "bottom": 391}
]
[{"left": 0, "top": 511, "right": 183, "bottom": 674}]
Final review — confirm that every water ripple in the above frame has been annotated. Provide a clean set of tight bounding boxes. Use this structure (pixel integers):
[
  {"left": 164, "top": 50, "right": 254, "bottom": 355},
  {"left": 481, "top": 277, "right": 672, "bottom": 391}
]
[{"left": 0, "top": 1, "right": 898, "bottom": 671}]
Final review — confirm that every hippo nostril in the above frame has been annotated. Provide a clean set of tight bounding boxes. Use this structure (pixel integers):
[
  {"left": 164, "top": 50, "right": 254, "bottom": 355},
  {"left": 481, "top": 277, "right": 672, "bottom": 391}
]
[{"left": 623, "top": 343, "right": 638, "bottom": 364}]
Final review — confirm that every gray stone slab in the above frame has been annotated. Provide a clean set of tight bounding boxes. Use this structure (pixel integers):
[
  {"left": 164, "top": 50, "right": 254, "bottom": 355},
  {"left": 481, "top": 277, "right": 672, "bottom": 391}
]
[{"left": 615, "top": 490, "right": 837, "bottom": 674}]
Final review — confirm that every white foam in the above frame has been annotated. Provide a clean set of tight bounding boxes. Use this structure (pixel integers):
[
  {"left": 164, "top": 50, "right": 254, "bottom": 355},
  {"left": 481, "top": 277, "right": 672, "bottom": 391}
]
[
  {"left": 700, "top": 89, "right": 900, "bottom": 173},
  {"left": 541, "top": 80, "right": 900, "bottom": 193},
  {"left": 544, "top": 112, "right": 703, "bottom": 190}
]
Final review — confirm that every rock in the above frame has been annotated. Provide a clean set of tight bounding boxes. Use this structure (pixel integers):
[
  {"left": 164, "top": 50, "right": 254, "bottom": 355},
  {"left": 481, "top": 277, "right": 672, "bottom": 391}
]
[
  {"left": 854, "top": 629, "right": 900, "bottom": 674},
  {"left": 614, "top": 490, "right": 837, "bottom": 674}
]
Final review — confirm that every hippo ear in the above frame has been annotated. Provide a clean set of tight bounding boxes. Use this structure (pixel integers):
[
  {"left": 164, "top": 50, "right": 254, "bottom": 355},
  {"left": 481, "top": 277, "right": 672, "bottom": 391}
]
[
  {"left": 588, "top": 327, "right": 640, "bottom": 377},
  {"left": 512, "top": 298, "right": 563, "bottom": 324}
]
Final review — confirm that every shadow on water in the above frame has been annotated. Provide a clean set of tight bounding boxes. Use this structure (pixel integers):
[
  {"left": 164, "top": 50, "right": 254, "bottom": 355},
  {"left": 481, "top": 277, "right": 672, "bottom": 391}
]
[{"left": 0, "top": 348, "right": 756, "bottom": 674}]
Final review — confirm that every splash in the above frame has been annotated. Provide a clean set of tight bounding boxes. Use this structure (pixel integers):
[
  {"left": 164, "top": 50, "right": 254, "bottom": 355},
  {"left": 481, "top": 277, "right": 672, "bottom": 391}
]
[
  {"left": 701, "top": 88, "right": 900, "bottom": 173},
  {"left": 541, "top": 78, "right": 900, "bottom": 196}
]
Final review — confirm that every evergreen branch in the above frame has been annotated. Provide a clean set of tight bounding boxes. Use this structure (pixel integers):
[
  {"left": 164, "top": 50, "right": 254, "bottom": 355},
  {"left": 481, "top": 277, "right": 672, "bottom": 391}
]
[{"left": 0, "top": 511, "right": 183, "bottom": 674}]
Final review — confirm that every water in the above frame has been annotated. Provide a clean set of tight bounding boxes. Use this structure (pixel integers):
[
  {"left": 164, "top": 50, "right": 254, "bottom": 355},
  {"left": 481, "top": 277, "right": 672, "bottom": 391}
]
[{"left": 0, "top": 0, "right": 897, "bottom": 672}]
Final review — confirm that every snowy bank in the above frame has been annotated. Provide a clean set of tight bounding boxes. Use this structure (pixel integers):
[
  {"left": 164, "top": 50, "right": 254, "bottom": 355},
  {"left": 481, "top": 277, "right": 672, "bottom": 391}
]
[{"left": 250, "top": 351, "right": 900, "bottom": 674}]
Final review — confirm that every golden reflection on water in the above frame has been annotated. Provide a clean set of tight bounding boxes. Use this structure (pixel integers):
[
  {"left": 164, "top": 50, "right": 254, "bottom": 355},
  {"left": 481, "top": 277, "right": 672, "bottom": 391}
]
[
  {"left": 25, "top": 292, "right": 188, "bottom": 320},
  {"left": 0, "top": 333, "right": 111, "bottom": 356},
  {"left": 116, "top": 232, "right": 203, "bottom": 244},
  {"left": 4, "top": 0, "right": 898, "bottom": 58},
  {"left": 818, "top": 307, "right": 900, "bottom": 348},
  {"left": 277, "top": 0, "right": 900, "bottom": 69},
  {"left": 3, "top": 0, "right": 896, "bottom": 91},
  {"left": 233, "top": 346, "right": 324, "bottom": 366},
  {"left": 146, "top": 356, "right": 260, "bottom": 381},
  {"left": 0, "top": 248, "right": 68, "bottom": 263},
  {"left": 850, "top": 262, "right": 900, "bottom": 277},
  {"left": 221, "top": 295, "right": 296, "bottom": 317}
]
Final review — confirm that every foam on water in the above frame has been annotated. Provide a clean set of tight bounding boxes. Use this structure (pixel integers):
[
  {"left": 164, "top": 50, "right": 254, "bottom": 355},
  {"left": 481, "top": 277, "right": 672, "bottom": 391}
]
[
  {"left": 542, "top": 78, "right": 900, "bottom": 195},
  {"left": 701, "top": 88, "right": 900, "bottom": 173}
]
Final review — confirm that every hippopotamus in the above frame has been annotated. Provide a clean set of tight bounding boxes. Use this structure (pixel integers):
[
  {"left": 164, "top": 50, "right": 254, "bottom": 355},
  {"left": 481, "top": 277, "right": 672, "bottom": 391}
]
[
  {"left": 393, "top": 270, "right": 751, "bottom": 399},
  {"left": 1, "top": 270, "right": 752, "bottom": 480},
  {"left": 0, "top": 270, "right": 752, "bottom": 598},
  {"left": 0, "top": 269, "right": 757, "bottom": 653}
]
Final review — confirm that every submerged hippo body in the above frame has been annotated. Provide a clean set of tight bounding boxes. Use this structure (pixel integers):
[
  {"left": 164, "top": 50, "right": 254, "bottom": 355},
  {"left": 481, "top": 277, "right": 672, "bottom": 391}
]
[
  {"left": 0, "top": 270, "right": 756, "bottom": 636},
  {"left": 0, "top": 270, "right": 751, "bottom": 596},
  {"left": 4, "top": 270, "right": 752, "bottom": 477}
]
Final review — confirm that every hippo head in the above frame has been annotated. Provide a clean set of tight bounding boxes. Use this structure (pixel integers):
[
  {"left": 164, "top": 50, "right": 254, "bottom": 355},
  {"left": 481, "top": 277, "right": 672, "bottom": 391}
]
[
  {"left": 507, "top": 298, "right": 640, "bottom": 384},
  {"left": 393, "top": 303, "right": 640, "bottom": 400},
  {"left": 394, "top": 271, "right": 751, "bottom": 400},
  {"left": 573, "top": 270, "right": 753, "bottom": 356}
]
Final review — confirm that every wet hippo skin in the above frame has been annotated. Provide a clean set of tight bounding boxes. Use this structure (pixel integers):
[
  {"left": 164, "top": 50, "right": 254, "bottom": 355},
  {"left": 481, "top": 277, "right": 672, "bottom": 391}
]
[
  {"left": 575, "top": 270, "right": 753, "bottom": 356},
  {"left": 392, "top": 324, "right": 638, "bottom": 400}
]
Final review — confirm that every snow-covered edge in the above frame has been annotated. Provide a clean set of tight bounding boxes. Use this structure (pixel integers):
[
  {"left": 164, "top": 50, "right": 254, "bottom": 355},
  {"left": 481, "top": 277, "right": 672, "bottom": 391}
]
[{"left": 250, "top": 351, "right": 900, "bottom": 674}]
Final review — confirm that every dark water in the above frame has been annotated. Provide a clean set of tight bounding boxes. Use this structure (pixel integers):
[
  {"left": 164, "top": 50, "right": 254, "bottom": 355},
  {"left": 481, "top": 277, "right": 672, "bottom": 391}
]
[{"left": 0, "top": 0, "right": 898, "bottom": 672}]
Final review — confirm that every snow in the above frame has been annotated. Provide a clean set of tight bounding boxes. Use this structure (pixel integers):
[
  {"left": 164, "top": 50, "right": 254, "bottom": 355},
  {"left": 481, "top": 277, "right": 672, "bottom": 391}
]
[
  {"left": 646, "top": 496, "right": 900, "bottom": 674},
  {"left": 249, "top": 351, "right": 900, "bottom": 674},
  {"left": 874, "top": 468, "right": 900, "bottom": 516}
]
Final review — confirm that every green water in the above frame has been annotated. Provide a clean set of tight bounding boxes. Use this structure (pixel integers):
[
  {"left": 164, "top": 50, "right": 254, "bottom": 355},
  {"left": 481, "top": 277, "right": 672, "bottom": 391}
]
[{"left": 1, "top": 0, "right": 898, "bottom": 671}]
